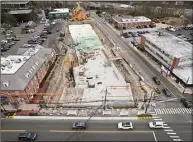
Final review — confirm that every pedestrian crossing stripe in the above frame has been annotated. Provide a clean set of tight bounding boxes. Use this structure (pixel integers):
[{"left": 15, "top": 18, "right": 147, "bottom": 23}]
[{"left": 154, "top": 108, "right": 192, "bottom": 114}]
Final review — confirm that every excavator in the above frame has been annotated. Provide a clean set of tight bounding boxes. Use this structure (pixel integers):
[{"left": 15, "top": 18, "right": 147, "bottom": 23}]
[{"left": 70, "top": 0, "right": 90, "bottom": 22}]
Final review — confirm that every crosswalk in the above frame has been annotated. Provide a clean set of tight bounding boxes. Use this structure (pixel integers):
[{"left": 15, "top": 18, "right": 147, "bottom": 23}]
[{"left": 154, "top": 108, "right": 192, "bottom": 115}]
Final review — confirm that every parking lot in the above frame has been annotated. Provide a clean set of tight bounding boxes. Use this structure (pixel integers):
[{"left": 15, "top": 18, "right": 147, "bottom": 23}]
[{"left": 1, "top": 18, "right": 65, "bottom": 56}]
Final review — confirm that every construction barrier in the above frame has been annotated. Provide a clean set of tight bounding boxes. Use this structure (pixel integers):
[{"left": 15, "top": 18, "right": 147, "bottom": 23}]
[
  {"left": 137, "top": 113, "right": 152, "bottom": 120},
  {"left": 137, "top": 116, "right": 152, "bottom": 120}
]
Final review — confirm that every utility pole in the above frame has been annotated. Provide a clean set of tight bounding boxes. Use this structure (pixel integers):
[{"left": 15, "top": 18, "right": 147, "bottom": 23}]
[
  {"left": 104, "top": 87, "right": 107, "bottom": 110},
  {"left": 183, "top": 77, "right": 190, "bottom": 94},
  {"left": 145, "top": 90, "right": 154, "bottom": 114}
]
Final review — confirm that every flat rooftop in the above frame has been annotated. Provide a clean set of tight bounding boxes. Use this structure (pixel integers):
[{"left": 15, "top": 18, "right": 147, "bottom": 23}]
[
  {"left": 69, "top": 24, "right": 103, "bottom": 53},
  {"left": 70, "top": 24, "right": 133, "bottom": 103},
  {"left": 1, "top": 46, "right": 53, "bottom": 91},
  {"left": 113, "top": 16, "right": 151, "bottom": 23},
  {"left": 1, "top": 49, "right": 40, "bottom": 75},
  {"left": 49, "top": 8, "right": 69, "bottom": 14},
  {"left": 143, "top": 32, "right": 192, "bottom": 59},
  {"left": 173, "top": 67, "right": 192, "bottom": 85},
  {"left": 2, "top": 1, "right": 29, "bottom": 5},
  {"left": 9, "top": 9, "right": 32, "bottom": 15},
  {"left": 73, "top": 50, "right": 133, "bottom": 102}
]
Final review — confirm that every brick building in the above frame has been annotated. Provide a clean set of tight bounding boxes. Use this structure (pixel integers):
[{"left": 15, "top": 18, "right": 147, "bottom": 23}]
[
  {"left": 1, "top": 45, "right": 56, "bottom": 105},
  {"left": 141, "top": 32, "right": 192, "bottom": 87},
  {"left": 112, "top": 16, "right": 152, "bottom": 29}
]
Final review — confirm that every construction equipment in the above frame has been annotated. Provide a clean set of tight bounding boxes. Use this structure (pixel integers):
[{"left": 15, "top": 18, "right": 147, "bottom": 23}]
[{"left": 70, "top": 0, "right": 89, "bottom": 22}]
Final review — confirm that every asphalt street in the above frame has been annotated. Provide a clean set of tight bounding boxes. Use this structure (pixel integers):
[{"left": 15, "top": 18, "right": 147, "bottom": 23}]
[
  {"left": 92, "top": 13, "right": 186, "bottom": 102},
  {"left": 1, "top": 119, "right": 173, "bottom": 141}
]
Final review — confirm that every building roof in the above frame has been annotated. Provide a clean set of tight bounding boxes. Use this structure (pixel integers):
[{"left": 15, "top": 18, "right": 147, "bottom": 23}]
[
  {"left": 113, "top": 16, "right": 151, "bottom": 23},
  {"left": 69, "top": 24, "right": 103, "bottom": 53},
  {"left": 143, "top": 32, "right": 192, "bottom": 59},
  {"left": 71, "top": 24, "right": 133, "bottom": 102},
  {"left": 2, "top": 0, "right": 29, "bottom": 5},
  {"left": 49, "top": 8, "right": 69, "bottom": 14},
  {"left": 73, "top": 50, "right": 133, "bottom": 102},
  {"left": 173, "top": 67, "right": 192, "bottom": 85},
  {"left": 9, "top": 9, "right": 32, "bottom": 15},
  {"left": 1, "top": 46, "right": 53, "bottom": 91}
]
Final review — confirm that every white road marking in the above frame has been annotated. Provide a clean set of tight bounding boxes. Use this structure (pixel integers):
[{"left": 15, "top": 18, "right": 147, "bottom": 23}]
[
  {"left": 165, "top": 129, "right": 174, "bottom": 132},
  {"left": 167, "top": 132, "right": 177, "bottom": 135},
  {"left": 163, "top": 126, "right": 170, "bottom": 129},
  {"left": 153, "top": 131, "right": 157, "bottom": 142},
  {"left": 170, "top": 136, "right": 180, "bottom": 138},
  {"left": 154, "top": 118, "right": 162, "bottom": 121},
  {"left": 152, "top": 116, "right": 160, "bottom": 119},
  {"left": 173, "top": 139, "right": 182, "bottom": 141}
]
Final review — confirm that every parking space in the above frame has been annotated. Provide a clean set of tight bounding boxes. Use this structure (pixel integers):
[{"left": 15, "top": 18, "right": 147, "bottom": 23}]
[
  {"left": 1, "top": 19, "right": 65, "bottom": 56},
  {"left": 166, "top": 29, "right": 193, "bottom": 44}
]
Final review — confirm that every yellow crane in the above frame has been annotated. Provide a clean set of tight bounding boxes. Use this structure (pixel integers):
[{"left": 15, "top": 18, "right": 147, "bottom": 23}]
[{"left": 70, "top": 0, "right": 89, "bottom": 22}]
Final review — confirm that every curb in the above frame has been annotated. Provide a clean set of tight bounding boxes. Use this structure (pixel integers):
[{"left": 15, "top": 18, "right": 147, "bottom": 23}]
[{"left": 4, "top": 116, "right": 140, "bottom": 120}]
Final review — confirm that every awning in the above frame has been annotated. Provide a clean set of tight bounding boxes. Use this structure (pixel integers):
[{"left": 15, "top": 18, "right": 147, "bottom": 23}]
[{"left": 0, "top": 95, "right": 7, "bottom": 100}]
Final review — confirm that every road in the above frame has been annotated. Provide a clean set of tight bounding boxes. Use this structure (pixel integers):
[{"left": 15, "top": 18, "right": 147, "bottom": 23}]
[
  {"left": 1, "top": 119, "right": 175, "bottom": 141},
  {"left": 92, "top": 13, "right": 185, "bottom": 101}
]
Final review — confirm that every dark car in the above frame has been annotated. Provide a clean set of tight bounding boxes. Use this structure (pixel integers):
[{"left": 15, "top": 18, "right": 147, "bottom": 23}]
[
  {"left": 181, "top": 98, "right": 192, "bottom": 108},
  {"left": 18, "top": 132, "right": 37, "bottom": 141},
  {"left": 154, "top": 88, "right": 161, "bottom": 94},
  {"left": 162, "top": 88, "right": 171, "bottom": 97},
  {"left": 28, "top": 40, "right": 42, "bottom": 45},
  {"left": 152, "top": 76, "right": 161, "bottom": 85},
  {"left": 72, "top": 122, "right": 86, "bottom": 130}
]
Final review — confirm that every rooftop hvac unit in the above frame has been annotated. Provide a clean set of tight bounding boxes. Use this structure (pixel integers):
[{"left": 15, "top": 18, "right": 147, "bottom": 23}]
[
  {"left": 3, "top": 81, "right": 9, "bottom": 87},
  {"left": 7, "top": 64, "right": 13, "bottom": 69},
  {"left": 15, "top": 58, "right": 22, "bottom": 63},
  {"left": 23, "top": 57, "right": 27, "bottom": 61}
]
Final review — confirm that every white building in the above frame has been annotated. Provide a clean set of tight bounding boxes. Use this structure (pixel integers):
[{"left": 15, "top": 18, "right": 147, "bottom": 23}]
[{"left": 141, "top": 32, "right": 192, "bottom": 85}]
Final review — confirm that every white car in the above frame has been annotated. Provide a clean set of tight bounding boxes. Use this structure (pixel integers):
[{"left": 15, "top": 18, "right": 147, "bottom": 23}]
[
  {"left": 118, "top": 122, "right": 133, "bottom": 130},
  {"left": 149, "top": 121, "right": 164, "bottom": 129}
]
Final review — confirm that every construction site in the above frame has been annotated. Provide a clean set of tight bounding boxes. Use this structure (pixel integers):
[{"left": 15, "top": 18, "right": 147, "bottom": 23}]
[
  {"left": 1, "top": 1, "right": 157, "bottom": 117},
  {"left": 37, "top": 1, "right": 155, "bottom": 114}
]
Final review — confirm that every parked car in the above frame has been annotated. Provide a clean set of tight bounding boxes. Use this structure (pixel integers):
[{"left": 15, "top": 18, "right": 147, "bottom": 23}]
[
  {"left": 18, "top": 132, "right": 37, "bottom": 141},
  {"left": 149, "top": 121, "right": 164, "bottom": 129},
  {"left": 118, "top": 122, "right": 133, "bottom": 130},
  {"left": 152, "top": 76, "right": 160, "bottom": 85},
  {"left": 162, "top": 88, "right": 172, "bottom": 97},
  {"left": 72, "top": 122, "right": 86, "bottom": 130},
  {"left": 28, "top": 40, "right": 42, "bottom": 45},
  {"left": 1, "top": 45, "right": 9, "bottom": 51},
  {"left": 181, "top": 98, "right": 192, "bottom": 108},
  {"left": 12, "top": 37, "right": 20, "bottom": 41},
  {"left": 154, "top": 88, "right": 161, "bottom": 94},
  {"left": 22, "top": 44, "right": 36, "bottom": 48}
]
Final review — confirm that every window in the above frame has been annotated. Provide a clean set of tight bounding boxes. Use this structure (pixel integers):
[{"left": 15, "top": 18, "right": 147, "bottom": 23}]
[{"left": 25, "top": 73, "right": 30, "bottom": 78}]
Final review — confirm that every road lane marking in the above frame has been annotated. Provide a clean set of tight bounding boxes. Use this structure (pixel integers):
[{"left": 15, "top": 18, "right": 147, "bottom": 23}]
[
  {"left": 153, "top": 131, "right": 157, "bottom": 142},
  {"left": 173, "top": 139, "right": 183, "bottom": 141},
  {"left": 163, "top": 127, "right": 170, "bottom": 129},
  {"left": 49, "top": 130, "right": 153, "bottom": 133},
  {"left": 170, "top": 136, "right": 180, "bottom": 138},
  {"left": 164, "top": 129, "right": 174, "bottom": 132},
  {"left": 167, "top": 132, "right": 177, "bottom": 135},
  {"left": 152, "top": 116, "right": 160, "bottom": 119},
  {"left": 154, "top": 118, "right": 162, "bottom": 121},
  {"left": 1, "top": 130, "right": 26, "bottom": 132}
]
